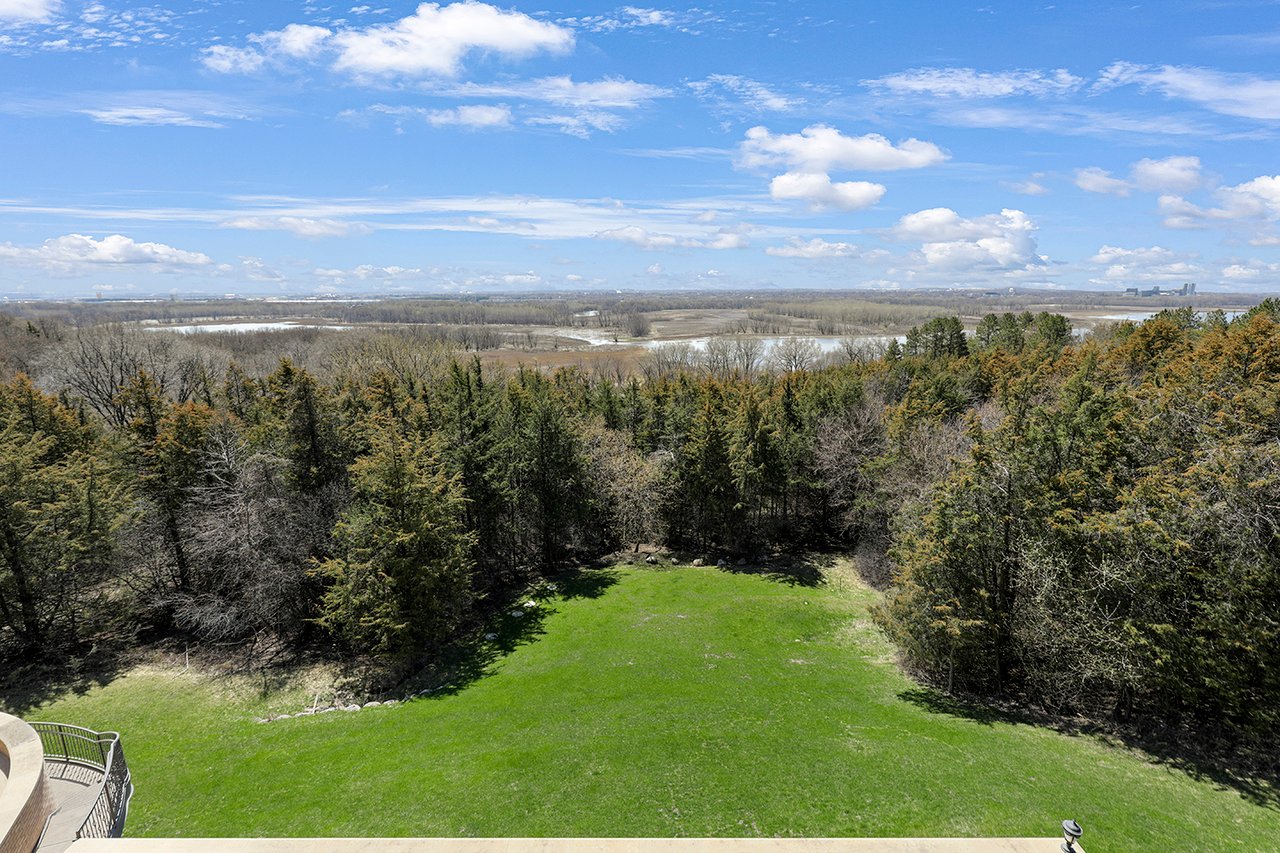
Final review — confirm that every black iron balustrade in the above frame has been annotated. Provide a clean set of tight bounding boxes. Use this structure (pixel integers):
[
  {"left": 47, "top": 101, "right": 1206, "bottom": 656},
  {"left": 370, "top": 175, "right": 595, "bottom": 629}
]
[{"left": 29, "top": 722, "right": 133, "bottom": 840}]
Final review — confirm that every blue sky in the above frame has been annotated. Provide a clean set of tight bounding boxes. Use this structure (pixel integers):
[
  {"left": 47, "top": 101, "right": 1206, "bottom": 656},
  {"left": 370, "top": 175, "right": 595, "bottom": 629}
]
[{"left": 2, "top": 0, "right": 1280, "bottom": 297}]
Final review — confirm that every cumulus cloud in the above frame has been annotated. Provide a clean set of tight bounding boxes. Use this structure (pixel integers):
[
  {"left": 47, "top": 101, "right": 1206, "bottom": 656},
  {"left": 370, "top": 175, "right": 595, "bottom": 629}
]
[
  {"left": 766, "top": 237, "right": 859, "bottom": 258},
  {"left": 769, "top": 172, "right": 884, "bottom": 211},
  {"left": 738, "top": 124, "right": 944, "bottom": 213},
  {"left": 1130, "top": 155, "right": 1203, "bottom": 192},
  {"left": 864, "top": 67, "right": 1083, "bottom": 99},
  {"left": 203, "top": 2, "right": 573, "bottom": 78},
  {"left": 892, "top": 208, "right": 1043, "bottom": 272},
  {"left": 1157, "top": 174, "right": 1280, "bottom": 241},
  {"left": 0, "top": 234, "right": 212, "bottom": 270},
  {"left": 739, "top": 124, "right": 947, "bottom": 173},
  {"left": 1074, "top": 166, "right": 1131, "bottom": 196},
  {"left": 1089, "top": 244, "right": 1203, "bottom": 283},
  {"left": 0, "top": 0, "right": 57, "bottom": 22},
  {"left": 335, "top": 3, "right": 571, "bottom": 77},
  {"left": 1222, "top": 259, "right": 1280, "bottom": 283},
  {"left": 1075, "top": 155, "right": 1203, "bottom": 197},
  {"left": 1095, "top": 62, "right": 1280, "bottom": 121}
]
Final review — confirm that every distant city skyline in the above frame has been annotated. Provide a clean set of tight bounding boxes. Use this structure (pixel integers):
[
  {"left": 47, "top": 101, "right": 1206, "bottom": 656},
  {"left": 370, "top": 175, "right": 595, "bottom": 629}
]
[{"left": 3, "top": 0, "right": 1280, "bottom": 297}]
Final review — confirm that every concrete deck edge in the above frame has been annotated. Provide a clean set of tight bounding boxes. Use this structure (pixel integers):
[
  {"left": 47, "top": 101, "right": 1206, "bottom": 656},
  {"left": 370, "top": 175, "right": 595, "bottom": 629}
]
[
  {"left": 0, "top": 713, "right": 52, "bottom": 853},
  {"left": 67, "top": 838, "right": 1081, "bottom": 852}
]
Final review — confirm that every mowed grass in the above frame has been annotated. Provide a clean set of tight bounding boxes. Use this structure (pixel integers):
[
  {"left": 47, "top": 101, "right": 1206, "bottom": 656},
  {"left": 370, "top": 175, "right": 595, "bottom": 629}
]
[{"left": 20, "top": 565, "right": 1280, "bottom": 851}]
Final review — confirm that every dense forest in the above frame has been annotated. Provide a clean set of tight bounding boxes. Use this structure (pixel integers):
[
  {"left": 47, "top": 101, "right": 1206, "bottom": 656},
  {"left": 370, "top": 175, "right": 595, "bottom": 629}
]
[{"left": 1, "top": 303, "right": 1277, "bottom": 759}]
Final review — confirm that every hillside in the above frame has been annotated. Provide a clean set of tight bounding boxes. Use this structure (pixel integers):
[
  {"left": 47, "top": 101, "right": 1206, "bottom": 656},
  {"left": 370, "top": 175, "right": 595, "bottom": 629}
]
[{"left": 18, "top": 563, "right": 1279, "bottom": 851}]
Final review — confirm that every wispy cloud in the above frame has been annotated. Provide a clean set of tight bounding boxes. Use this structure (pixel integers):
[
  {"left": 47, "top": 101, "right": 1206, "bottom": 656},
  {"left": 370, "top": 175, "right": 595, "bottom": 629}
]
[
  {"left": 0, "top": 0, "right": 58, "bottom": 23},
  {"left": 1095, "top": 61, "right": 1280, "bottom": 120},
  {"left": 441, "top": 75, "right": 669, "bottom": 109},
  {"left": 560, "top": 6, "right": 721, "bottom": 35},
  {"left": 864, "top": 67, "right": 1084, "bottom": 99},
  {"left": 81, "top": 106, "right": 225, "bottom": 128},
  {"left": 688, "top": 74, "right": 804, "bottom": 113}
]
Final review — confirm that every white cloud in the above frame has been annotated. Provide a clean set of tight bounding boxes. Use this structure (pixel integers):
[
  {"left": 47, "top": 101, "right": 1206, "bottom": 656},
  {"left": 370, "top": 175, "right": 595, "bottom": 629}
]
[
  {"left": 1158, "top": 175, "right": 1280, "bottom": 240},
  {"left": 769, "top": 172, "right": 885, "bottom": 211},
  {"left": 204, "top": 2, "right": 573, "bottom": 79},
  {"left": 864, "top": 67, "right": 1083, "bottom": 99},
  {"left": 738, "top": 125, "right": 944, "bottom": 214},
  {"left": 1222, "top": 260, "right": 1280, "bottom": 282},
  {"left": 0, "top": 192, "right": 779, "bottom": 248},
  {"left": 316, "top": 264, "right": 426, "bottom": 283},
  {"left": 1089, "top": 244, "right": 1203, "bottom": 283},
  {"left": 688, "top": 74, "right": 801, "bottom": 113},
  {"left": 0, "top": 234, "right": 211, "bottom": 270},
  {"left": 432, "top": 75, "right": 667, "bottom": 137},
  {"left": 567, "top": 6, "right": 673, "bottom": 31},
  {"left": 426, "top": 104, "right": 512, "bottom": 128},
  {"left": 360, "top": 103, "right": 513, "bottom": 129},
  {"left": 201, "top": 45, "right": 268, "bottom": 74},
  {"left": 446, "top": 75, "right": 667, "bottom": 108},
  {"left": 1008, "top": 179, "right": 1049, "bottom": 196},
  {"left": 332, "top": 2, "right": 572, "bottom": 77},
  {"left": 81, "top": 107, "right": 225, "bottom": 128},
  {"left": 1130, "top": 155, "right": 1202, "bottom": 192},
  {"left": 1074, "top": 167, "right": 1131, "bottom": 196},
  {"left": 527, "top": 110, "right": 626, "bottom": 138},
  {"left": 593, "top": 225, "right": 749, "bottom": 250},
  {"left": 1074, "top": 155, "right": 1203, "bottom": 197},
  {"left": 740, "top": 124, "right": 948, "bottom": 172},
  {"left": 938, "top": 104, "right": 1218, "bottom": 139},
  {"left": 222, "top": 216, "right": 365, "bottom": 238},
  {"left": 256, "top": 23, "right": 332, "bottom": 58},
  {"left": 1095, "top": 62, "right": 1280, "bottom": 121},
  {"left": 766, "top": 237, "right": 859, "bottom": 258},
  {"left": 563, "top": 6, "right": 718, "bottom": 34},
  {"left": 892, "top": 208, "right": 1043, "bottom": 272},
  {"left": 0, "top": 0, "right": 57, "bottom": 22}
]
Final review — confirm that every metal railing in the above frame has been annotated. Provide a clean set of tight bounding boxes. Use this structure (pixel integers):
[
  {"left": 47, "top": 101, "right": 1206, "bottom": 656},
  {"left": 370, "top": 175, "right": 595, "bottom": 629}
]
[{"left": 29, "top": 722, "right": 133, "bottom": 840}]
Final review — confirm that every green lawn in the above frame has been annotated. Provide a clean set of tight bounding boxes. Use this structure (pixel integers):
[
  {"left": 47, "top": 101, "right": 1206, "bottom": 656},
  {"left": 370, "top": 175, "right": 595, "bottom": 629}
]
[{"left": 16, "top": 564, "right": 1280, "bottom": 851}]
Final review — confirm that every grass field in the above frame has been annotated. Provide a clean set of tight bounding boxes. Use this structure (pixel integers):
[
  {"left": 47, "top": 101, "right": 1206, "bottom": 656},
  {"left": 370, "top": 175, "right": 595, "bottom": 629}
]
[{"left": 16, "top": 563, "right": 1280, "bottom": 851}]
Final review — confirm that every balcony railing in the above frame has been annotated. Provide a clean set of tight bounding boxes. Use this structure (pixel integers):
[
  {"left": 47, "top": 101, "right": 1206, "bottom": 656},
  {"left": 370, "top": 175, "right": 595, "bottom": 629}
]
[{"left": 29, "top": 722, "right": 133, "bottom": 840}]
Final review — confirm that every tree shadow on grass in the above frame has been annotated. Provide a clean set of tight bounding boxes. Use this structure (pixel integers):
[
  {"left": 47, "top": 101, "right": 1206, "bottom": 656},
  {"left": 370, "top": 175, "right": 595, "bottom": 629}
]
[
  {"left": 0, "top": 643, "right": 131, "bottom": 716},
  {"left": 898, "top": 685, "right": 1280, "bottom": 811},
  {"left": 717, "top": 551, "right": 832, "bottom": 588},
  {"left": 389, "top": 566, "right": 620, "bottom": 702}
]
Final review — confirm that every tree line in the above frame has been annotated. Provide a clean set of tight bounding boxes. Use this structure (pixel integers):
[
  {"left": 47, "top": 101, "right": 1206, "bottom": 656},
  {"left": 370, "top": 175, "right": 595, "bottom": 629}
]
[{"left": 1, "top": 304, "right": 1277, "bottom": 751}]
